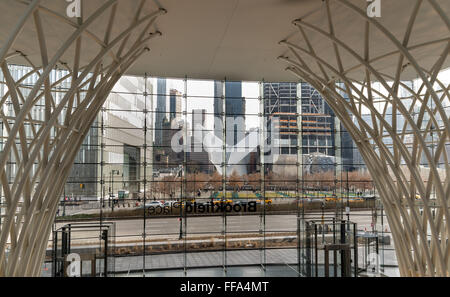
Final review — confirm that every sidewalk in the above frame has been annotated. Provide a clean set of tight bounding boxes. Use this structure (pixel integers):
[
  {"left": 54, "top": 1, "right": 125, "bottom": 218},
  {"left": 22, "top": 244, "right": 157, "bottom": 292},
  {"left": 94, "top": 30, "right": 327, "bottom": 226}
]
[{"left": 41, "top": 248, "right": 298, "bottom": 276}]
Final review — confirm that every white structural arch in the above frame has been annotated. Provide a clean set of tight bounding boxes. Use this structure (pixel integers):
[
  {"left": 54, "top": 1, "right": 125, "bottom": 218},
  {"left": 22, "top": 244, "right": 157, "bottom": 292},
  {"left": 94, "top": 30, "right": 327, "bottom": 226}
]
[
  {"left": 0, "top": 0, "right": 448, "bottom": 277},
  {"left": 279, "top": 0, "right": 449, "bottom": 277},
  {"left": 0, "top": 0, "right": 166, "bottom": 276}
]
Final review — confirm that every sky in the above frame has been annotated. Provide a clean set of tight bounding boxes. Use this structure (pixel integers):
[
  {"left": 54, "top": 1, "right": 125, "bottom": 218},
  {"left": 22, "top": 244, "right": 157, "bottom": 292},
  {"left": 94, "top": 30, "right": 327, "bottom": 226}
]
[
  {"left": 111, "top": 68, "right": 450, "bottom": 140},
  {"left": 158, "top": 68, "right": 450, "bottom": 130},
  {"left": 151, "top": 78, "right": 261, "bottom": 131}
]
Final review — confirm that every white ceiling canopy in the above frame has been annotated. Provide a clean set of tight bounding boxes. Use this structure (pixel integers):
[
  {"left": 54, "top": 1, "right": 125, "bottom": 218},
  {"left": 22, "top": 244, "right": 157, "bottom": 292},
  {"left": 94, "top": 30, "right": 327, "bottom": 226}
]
[{"left": 0, "top": 0, "right": 449, "bottom": 82}]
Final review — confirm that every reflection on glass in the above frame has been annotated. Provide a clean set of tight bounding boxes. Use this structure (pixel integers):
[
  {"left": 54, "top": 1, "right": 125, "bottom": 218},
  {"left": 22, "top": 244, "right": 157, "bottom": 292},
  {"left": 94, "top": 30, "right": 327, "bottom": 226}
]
[{"left": 0, "top": 67, "right": 414, "bottom": 277}]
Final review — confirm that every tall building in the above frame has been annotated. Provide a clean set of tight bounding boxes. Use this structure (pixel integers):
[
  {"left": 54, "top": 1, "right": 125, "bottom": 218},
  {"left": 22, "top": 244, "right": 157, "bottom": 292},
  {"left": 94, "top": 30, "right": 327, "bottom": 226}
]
[
  {"left": 263, "top": 82, "right": 299, "bottom": 155},
  {"left": 191, "top": 109, "right": 206, "bottom": 151},
  {"left": 263, "top": 82, "right": 335, "bottom": 157},
  {"left": 299, "top": 82, "right": 335, "bottom": 156},
  {"left": 0, "top": 65, "right": 101, "bottom": 198},
  {"left": 213, "top": 81, "right": 224, "bottom": 140},
  {"left": 155, "top": 78, "right": 167, "bottom": 147},
  {"left": 169, "top": 89, "right": 182, "bottom": 122},
  {"left": 158, "top": 117, "right": 183, "bottom": 169},
  {"left": 264, "top": 82, "right": 360, "bottom": 173},
  {"left": 155, "top": 88, "right": 183, "bottom": 170},
  {"left": 214, "top": 81, "right": 246, "bottom": 146},
  {"left": 336, "top": 83, "right": 355, "bottom": 171},
  {"left": 188, "top": 109, "right": 212, "bottom": 173},
  {"left": 101, "top": 76, "right": 151, "bottom": 196},
  {"left": 0, "top": 67, "right": 155, "bottom": 199},
  {"left": 213, "top": 81, "right": 248, "bottom": 175}
]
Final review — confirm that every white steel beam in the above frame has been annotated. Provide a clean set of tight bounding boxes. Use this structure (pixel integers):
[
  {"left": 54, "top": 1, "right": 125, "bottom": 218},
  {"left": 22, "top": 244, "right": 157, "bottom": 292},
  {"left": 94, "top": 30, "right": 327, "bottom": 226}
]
[
  {"left": 0, "top": 0, "right": 166, "bottom": 276},
  {"left": 279, "top": 0, "right": 449, "bottom": 276}
]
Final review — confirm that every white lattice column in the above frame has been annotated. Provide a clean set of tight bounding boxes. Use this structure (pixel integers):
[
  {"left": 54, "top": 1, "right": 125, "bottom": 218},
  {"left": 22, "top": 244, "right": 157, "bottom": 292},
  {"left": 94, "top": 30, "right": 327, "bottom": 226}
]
[
  {"left": 0, "top": 0, "right": 166, "bottom": 276},
  {"left": 279, "top": 0, "right": 449, "bottom": 276}
]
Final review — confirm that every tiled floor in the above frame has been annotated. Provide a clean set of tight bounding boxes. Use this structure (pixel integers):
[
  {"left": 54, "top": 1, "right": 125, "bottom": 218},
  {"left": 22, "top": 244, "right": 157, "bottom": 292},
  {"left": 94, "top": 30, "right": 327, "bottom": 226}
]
[
  {"left": 116, "top": 249, "right": 297, "bottom": 272},
  {"left": 42, "top": 247, "right": 399, "bottom": 277},
  {"left": 123, "top": 265, "right": 301, "bottom": 277}
]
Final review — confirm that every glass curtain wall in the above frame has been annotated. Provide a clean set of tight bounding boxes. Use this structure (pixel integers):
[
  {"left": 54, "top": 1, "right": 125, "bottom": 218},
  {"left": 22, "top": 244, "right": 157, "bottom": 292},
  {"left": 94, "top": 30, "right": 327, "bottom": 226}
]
[
  {"left": 2, "top": 66, "right": 415, "bottom": 276},
  {"left": 52, "top": 75, "right": 379, "bottom": 276}
]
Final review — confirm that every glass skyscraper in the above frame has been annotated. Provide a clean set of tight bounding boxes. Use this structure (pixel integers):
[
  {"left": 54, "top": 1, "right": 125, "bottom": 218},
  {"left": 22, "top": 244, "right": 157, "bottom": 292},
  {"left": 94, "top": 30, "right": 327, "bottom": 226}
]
[{"left": 155, "top": 78, "right": 167, "bottom": 147}]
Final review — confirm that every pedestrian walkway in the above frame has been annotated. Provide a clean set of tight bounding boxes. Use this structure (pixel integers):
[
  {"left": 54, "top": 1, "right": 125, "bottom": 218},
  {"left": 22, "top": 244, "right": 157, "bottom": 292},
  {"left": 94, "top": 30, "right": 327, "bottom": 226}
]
[
  {"left": 116, "top": 248, "right": 297, "bottom": 273},
  {"left": 41, "top": 248, "right": 298, "bottom": 276}
]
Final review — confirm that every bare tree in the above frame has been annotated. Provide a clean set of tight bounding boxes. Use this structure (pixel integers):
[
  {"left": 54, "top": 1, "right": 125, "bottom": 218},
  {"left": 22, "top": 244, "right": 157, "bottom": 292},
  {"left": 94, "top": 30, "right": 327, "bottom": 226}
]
[
  {"left": 158, "top": 175, "right": 180, "bottom": 198},
  {"left": 209, "top": 171, "right": 222, "bottom": 191},
  {"left": 247, "top": 172, "right": 260, "bottom": 190},
  {"left": 185, "top": 172, "right": 208, "bottom": 195},
  {"left": 228, "top": 170, "right": 244, "bottom": 191}
]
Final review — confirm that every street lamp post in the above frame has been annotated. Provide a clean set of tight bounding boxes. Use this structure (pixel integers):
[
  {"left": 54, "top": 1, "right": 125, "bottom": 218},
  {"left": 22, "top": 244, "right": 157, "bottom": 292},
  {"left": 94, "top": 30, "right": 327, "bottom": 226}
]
[
  {"left": 346, "top": 171, "right": 350, "bottom": 230},
  {"left": 321, "top": 201, "right": 325, "bottom": 244},
  {"left": 102, "top": 185, "right": 105, "bottom": 208},
  {"left": 110, "top": 170, "right": 120, "bottom": 212},
  {"left": 179, "top": 217, "right": 183, "bottom": 240},
  {"left": 63, "top": 188, "right": 66, "bottom": 217}
]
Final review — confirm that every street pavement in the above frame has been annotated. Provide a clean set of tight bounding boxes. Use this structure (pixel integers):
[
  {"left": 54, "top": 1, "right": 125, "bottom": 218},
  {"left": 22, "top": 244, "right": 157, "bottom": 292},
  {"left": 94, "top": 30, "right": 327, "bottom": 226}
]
[
  {"left": 55, "top": 211, "right": 388, "bottom": 240},
  {"left": 47, "top": 211, "right": 399, "bottom": 277}
]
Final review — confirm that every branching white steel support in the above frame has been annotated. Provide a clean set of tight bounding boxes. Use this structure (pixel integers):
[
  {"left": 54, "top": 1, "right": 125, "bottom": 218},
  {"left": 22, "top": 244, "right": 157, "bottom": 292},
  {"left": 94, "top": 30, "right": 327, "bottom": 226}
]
[
  {"left": 279, "top": 0, "right": 449, "bottom": 276},
  {"left": 0, "top": 0, "right": 166, "bottom": 276}
]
